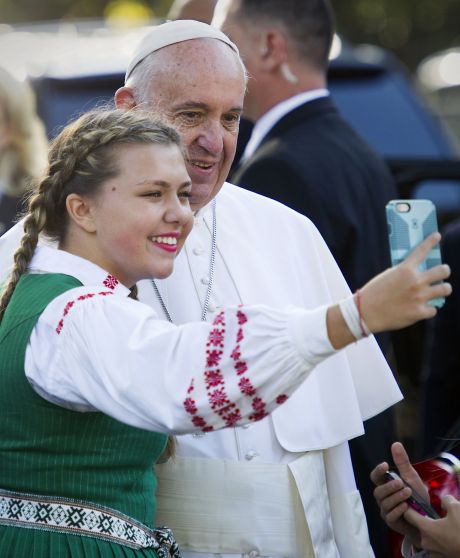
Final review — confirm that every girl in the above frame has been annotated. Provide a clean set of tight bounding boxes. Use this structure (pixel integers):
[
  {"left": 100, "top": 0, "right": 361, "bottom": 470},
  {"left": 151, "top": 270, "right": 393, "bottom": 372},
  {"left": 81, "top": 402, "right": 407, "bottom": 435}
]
[{"left": 0, "top": 109, "right": 451, "bottom": 557}]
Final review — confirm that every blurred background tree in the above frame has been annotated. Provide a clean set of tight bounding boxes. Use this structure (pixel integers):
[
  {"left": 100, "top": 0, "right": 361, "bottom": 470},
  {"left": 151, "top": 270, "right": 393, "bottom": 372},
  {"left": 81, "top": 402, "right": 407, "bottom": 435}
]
[
  {"left": 0, "top": 0, "right": 459, "bottom": 71},
  {"left": 0, "top": 0, "right": 170, "bottom": 25},
  {"left": 331, "top": 0, "right": 460, "bottom": 70}
]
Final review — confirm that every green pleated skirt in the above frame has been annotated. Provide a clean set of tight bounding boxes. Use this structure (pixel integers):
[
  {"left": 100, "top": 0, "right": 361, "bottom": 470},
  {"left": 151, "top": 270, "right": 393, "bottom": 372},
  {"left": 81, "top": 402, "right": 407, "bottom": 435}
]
[{"left": 0, "top": 525, "right": 161, "bottom": 558}]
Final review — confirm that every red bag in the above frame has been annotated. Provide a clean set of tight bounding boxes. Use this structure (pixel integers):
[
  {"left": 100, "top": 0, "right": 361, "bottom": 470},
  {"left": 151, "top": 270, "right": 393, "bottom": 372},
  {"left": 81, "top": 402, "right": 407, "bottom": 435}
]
[{"left": 389, "top": 452, "right": 460, "bottom": 558}]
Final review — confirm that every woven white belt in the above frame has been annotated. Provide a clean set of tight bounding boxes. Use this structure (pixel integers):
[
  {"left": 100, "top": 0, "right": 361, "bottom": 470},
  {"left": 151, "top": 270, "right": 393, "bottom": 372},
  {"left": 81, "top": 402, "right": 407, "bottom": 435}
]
[
  {"left": 155, "top": 452, "right": 340, "bottom": 557},
  {"left": 0, "top": 488, "right": 180, "bottom": 556}
]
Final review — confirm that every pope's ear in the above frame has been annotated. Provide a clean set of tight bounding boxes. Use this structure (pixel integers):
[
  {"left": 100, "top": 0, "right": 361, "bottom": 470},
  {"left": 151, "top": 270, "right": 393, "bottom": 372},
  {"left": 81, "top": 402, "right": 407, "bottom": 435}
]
[
  {"left": 114, "top": 86, "right": 137, "bottom": 110},
  {"left": 66, "top": 194, "right": 97, "bottom": 233}
]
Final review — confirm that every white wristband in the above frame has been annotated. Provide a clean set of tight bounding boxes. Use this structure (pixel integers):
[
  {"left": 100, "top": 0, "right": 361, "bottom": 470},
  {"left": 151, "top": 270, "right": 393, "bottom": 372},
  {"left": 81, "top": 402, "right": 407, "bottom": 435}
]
[{"left": 338, "top": 294, "right": 370, "bottom": 341}]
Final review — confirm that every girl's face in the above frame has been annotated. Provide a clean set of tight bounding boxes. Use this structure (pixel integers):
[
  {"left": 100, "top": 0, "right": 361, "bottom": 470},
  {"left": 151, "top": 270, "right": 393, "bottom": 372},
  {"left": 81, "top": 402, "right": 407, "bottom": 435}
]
[{"left": 83, "top": 142, "right": 193, "bottom": 286}]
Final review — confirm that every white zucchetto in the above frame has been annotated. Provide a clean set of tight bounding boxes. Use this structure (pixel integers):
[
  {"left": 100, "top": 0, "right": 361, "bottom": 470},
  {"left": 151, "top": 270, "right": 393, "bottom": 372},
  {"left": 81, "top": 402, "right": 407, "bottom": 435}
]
[{"left": 125, "top": 19, "right": 239, "bottom": 83}]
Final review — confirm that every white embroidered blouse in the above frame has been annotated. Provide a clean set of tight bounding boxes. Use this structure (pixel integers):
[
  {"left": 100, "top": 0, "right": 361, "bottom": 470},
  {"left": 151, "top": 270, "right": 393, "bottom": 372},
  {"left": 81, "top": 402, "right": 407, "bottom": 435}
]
[{"left": 23, "top": 245, "right": 337, "bottom": 435}]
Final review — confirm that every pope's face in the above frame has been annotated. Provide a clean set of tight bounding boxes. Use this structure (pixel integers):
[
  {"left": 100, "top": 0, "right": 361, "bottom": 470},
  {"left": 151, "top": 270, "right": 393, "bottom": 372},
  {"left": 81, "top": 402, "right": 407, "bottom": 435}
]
[
  {"left": 142, "top": 39, "right": 246, "bottom": 211},
  {"left": 85, "top": 143, "right": 193, "bottom": 286}
]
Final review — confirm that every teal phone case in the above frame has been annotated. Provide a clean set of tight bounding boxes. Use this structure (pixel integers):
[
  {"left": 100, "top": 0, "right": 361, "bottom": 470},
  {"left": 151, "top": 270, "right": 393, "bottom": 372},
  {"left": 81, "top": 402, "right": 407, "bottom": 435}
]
[{"left": 386, "top": 199, "right": 444, "bottom": 308}]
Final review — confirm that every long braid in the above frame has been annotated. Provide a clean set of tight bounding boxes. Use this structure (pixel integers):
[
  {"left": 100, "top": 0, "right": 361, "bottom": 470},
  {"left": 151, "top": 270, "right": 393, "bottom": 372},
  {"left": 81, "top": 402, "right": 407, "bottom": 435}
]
[
  {"left": 0, "top": 182, "right": 50, "bottom": 321},
  {"left": 0, "top": 126, "right": 96, "bottom": 320},
  {"left": 0, "top": 108, "right": 182, "bottom": 322}
]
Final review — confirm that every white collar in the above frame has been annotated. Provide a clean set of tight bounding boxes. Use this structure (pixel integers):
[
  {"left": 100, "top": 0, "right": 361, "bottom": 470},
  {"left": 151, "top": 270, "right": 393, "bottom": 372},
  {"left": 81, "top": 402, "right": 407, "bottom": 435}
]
[
  {"left": 29, "top": 245, "right": 131, "bottom": 296},
  {"left": 241, "top": 89, "right": 329, "bottom": 162},
  {"left": 193, "top": 197, "right": 214, "bottom": 222}
]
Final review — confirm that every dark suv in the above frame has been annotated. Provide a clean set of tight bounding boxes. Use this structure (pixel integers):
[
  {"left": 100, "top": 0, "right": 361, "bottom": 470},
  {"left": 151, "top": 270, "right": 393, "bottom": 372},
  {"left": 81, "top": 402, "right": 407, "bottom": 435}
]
[{"left": 327, "top": 42, "right": 460, "bottom": 220}]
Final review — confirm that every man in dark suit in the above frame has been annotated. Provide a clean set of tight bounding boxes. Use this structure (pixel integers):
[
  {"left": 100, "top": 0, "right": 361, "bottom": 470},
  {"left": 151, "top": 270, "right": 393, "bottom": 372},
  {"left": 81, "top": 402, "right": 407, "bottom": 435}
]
[
  {"left": 214, "top": 1, "right": 398, "bottom": 555},
  {"left": 420, "top": 219, "right": 460, "bottom": 458}
]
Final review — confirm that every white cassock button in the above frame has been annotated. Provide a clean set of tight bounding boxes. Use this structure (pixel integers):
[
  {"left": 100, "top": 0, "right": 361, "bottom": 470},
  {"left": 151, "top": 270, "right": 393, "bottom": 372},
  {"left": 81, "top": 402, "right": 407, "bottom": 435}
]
[
  {"left": 192, "top": 432, "right": 206, "bottom": 438},
  {"left": 245, "top": 450, "right": 258, "bottom": 461},
  {"left": 208, "top": 301, "right": 217, "bottom": 312},
  {"left": 248, "top": 551, "right": 259, "bottom": 557},
  {"left": 193, "top": 246, "right": 204, "bottom": 256},
  {"left": 201, "top": 276, "right": 210, "bottom": 285},
  {"left": 241, "top": 424, "right": 250, "bottom": 429}
]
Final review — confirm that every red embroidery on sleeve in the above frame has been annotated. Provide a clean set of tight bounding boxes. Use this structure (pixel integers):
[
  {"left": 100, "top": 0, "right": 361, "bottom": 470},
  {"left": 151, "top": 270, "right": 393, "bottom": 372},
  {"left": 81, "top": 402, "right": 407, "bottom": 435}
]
[
  {"left": 208, "top": 388, "right": 230, "bottom": 410},
  {"left": 249, "top": 410, "right": 269, "bottom": 422},
  {"left": 183, "top": 309, "right": 243, "bottom": 431},
  {"left": 276, "top": 394, "right": 289, "bottom": 405},
  {"left": 215, "top": 403, "right": 236, "bottom": 416},
  {"left": 204, "top": 370, "right": 225, "bottom": 388},
  {"left": 192, "top": 416, "right": 207, "bottom": 428},
  {"left": 103, "top": 275, "right": 119, "bottom": 289},
  {"left": 238, "top": 377, "right": 256, "bottom": 396},
  {"left": 224, "top": 409, "right": 243, "bottom": 427},
  {"left": 234, "top": 361, "right": 248, "bottom": 375},
  {"left": 236, "top": 309, "right": 248, "bottom": 325},
  {"left": 249, "top": 396, "right": 268, "bottom": 422},
  {"left": 205, "top": 311, "right": 245, "bottom": 427},
  {"left": 184, "top": 307, "right": 278, "bottom": 432},
  {"left": 206, "top": 349, "right": 223, "bottom": 368},
  {"left": 212, "top": 312, "right": 225, "bottom": 326},
  {"left": 207, "top": 328, "right": 224, "bottom": 347},
  {"left": 231, "top": 309, "right": 271, "bottom": 423},
  {"left": 214, "top": 404, "right": 242, "bottom": 427},
  {"left": 55, "top": 291, "right": 113, "bottom": 334},
  {"left": 230, "top": 347, "right": 241, "bottom": 360},
  {"left": 184, "top": 397, "right": 198, "bottom": 415},
  {"left": 183, "top": 371, "right": 214, "bottom": 432},
  {"left": 252, "top": 397, "right": 265, "bottom": 412}
]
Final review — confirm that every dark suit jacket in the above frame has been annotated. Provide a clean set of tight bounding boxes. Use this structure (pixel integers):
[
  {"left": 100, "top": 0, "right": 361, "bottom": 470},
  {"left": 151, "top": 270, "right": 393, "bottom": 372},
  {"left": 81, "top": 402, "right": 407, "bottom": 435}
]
[
  {"left": 232, "top": 96, "right": 397, "bottom": 292},
  {"left": 420, "top": 218, "right": 460, "bottom": 457},
  {"left": 232, "top": 96, "right": 398, "bottom": 557}
]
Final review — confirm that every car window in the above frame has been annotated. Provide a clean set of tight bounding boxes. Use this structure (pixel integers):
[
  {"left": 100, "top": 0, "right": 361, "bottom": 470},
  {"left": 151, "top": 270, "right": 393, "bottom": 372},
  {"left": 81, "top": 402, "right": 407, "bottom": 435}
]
[
  {"left": 330, "top": 71, "right": 456, "bottom": 157},
  {"left": 33, "top": 75, "right": 122, "bottom": 138},
  {"left": 329, "top": 69, "right": 460, "bottom": 212}
]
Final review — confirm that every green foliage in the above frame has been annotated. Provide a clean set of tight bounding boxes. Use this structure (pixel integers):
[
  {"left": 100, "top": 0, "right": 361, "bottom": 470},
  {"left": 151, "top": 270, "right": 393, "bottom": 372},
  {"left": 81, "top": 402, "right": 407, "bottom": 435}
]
[
  {"left": 0, "top": 0, "right": 172, "bottom": 23},
  {"left": 0, "top": 0, "right": 459, "bottom": 69},
  {"left": 331, "top": 0, "right": 460, "bottom": 69}
]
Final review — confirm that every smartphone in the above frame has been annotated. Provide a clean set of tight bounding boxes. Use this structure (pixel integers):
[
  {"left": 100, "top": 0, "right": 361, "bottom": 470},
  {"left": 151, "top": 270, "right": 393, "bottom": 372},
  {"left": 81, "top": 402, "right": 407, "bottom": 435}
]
[
  {"left": 384, "top": 470, "right": 440, "bottom": 519},
  {"left": 386, "top": 199, "right": 444, "bottom": 308}
]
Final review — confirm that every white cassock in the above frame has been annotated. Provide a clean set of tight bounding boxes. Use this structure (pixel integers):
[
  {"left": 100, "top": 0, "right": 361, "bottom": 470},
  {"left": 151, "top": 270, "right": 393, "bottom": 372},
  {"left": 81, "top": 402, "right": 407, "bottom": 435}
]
[{"left": 0, "top": 183, "right": 402, "bottom": 558}]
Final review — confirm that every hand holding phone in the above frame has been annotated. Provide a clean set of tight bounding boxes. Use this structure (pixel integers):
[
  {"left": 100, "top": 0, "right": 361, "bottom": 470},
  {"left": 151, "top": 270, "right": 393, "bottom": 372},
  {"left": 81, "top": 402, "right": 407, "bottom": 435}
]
[
  {"left": 386, "top": 199, "right": 445, "bottom": 308},
  {"left": 384, "top": 470, "right": 440, "bottom": 519}
]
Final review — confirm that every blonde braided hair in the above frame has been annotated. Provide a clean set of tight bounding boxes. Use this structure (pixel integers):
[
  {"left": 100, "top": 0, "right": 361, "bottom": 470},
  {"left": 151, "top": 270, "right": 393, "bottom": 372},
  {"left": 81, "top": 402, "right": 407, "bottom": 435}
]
[{"left": 0, "top": 108, "right": 182, "bottom": 321}]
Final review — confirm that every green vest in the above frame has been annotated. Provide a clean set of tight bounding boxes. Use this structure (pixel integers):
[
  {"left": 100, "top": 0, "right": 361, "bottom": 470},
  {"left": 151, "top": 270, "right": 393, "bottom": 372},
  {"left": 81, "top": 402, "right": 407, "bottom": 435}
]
[{"left": 0, "top": 273, "right": 167, "bottom": 526}]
